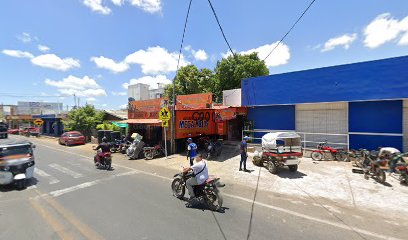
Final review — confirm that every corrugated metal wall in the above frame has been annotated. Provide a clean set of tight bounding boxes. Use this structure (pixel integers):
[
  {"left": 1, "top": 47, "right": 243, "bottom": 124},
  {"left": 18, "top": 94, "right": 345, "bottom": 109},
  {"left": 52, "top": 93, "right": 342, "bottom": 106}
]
[
  {"left": 296, "top": 102, "right": 348, "bottom": 147},
  {"left": 404, "top": 100, "right": 408, "bottom": 152}
]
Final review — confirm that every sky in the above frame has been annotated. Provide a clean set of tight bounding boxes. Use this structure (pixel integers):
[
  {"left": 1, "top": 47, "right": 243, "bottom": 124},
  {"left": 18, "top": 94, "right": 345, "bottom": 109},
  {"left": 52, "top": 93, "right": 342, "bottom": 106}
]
[{"left": 1, "top": 0, "right": 408, "bottom": 110}]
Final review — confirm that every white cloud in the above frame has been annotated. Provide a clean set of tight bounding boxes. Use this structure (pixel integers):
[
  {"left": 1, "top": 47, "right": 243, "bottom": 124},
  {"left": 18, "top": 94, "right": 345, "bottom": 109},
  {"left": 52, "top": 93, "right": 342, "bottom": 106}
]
[
  {"left": 86, "top": 97, "right": 97, "bottom": 102},
  {"left": 111, "top": 91, "right": 127, "bottom": 96},
  {"left": 119, "top": 104, "right": 128, "bottom": 109},
  {"left": 31, "top": 54, "right": 80, "bottom": 71},
  {"left": 122, "top": 75, "right": 171, "bottom": 89},
  {"left": 45, "top": 75, "right": 107, "bottom": 97},
  {"left": 125, "top": 46, "right": 189, "bottom": 75},
  {"left": 363, "top": 13, "right": 408, "bottom": 48},
  {"left": 2, "top": 49, "right": 34, "bottom": 59},
  {"left": 17, "top": 32, "right": 36, "bottom": 43},
  {"left": 38, "top": 45, "right": 50, "bottom": 52},
  {"left": 111, "top": 0, "right": 161, "bottom": 13},
  {"left": 240, "top": 41, "right": 291, "bottom": 67},
  {"left": 321, "top": 33, "right": 357, "bottom": 52},
  {"left": 184, "top": 45, "right": 192, "bottom": 51},
  {"left": 83, "top": 0, "right": 111, "bottom": 15},
  {"left": 193, "top": 49, "right": 208, "bottom": 61},
  {"left": 91, "top": 56, "right": 129, "bottom": 73}
]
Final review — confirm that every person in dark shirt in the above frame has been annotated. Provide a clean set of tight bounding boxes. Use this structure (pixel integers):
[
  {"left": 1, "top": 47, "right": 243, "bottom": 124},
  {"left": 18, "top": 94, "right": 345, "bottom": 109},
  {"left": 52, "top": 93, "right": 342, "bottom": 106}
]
[
  {"left": 240, "top": 136, "right": 249, "bottom": 171},
  {"left": 93, "top": 137, "right": 111, "bottom": 165}
]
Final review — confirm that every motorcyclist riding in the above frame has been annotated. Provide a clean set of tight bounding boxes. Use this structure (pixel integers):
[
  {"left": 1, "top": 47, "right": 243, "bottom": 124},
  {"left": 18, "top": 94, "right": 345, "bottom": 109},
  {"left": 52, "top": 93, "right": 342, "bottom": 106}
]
[
  {"left": 182, "top": 153, "right": 209, "bottom": 201},
  {"left": 93, "top": 137, "right": 111, "bottom": 165}
]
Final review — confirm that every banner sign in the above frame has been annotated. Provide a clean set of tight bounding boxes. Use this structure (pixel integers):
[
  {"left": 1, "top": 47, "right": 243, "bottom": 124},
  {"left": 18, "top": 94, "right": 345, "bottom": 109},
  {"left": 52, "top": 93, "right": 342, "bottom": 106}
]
[{"left": 176, "top": 93, "right": 212, "bottom": 110}]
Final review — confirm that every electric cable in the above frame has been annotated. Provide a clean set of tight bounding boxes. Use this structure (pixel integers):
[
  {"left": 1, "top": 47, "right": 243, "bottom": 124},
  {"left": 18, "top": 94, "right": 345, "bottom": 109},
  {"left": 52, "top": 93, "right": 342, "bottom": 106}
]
[
  {"left": 207, "top": 0, "right": 236, "bottom": 57},
  {"left": 263, "top": 0, "right": 317, "bottom": 61}
]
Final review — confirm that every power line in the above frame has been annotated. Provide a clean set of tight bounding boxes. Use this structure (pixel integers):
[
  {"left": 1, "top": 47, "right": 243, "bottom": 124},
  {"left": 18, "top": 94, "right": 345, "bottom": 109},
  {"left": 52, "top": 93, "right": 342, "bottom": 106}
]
[
  {"left": 172, "top": 0, "right": 193, "bottom": 153},
  {"left": 0, "top": 93, "right": 67, "bottom": 98},
  {"left": 207, "top": 0, "right": 236, "bottom": 57},
  {"left": 263, "top": 0, "right": 317, "bottom": 62}
]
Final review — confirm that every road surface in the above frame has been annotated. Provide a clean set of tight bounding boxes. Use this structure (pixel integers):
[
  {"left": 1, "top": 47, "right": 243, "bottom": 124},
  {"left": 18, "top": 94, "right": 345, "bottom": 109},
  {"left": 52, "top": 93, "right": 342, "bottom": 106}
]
[{"left": 0, "top": 135, "right": 405, "bottom": 240}]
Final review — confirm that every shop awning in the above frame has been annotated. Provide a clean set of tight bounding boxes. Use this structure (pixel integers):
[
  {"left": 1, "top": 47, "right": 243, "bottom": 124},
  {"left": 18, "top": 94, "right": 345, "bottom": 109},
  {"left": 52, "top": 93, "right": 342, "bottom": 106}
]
[
  {"left": 119, "top": 119, "right": 162, "bottom": 124},
  {"left": 112, "top": 121, "right": 128, "bottom": 128}
]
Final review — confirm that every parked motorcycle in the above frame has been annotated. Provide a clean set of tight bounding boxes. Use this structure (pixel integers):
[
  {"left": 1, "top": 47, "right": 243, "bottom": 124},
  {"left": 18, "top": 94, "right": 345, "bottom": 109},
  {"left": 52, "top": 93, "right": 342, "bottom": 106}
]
[
  {"left": 110, "top": 139, "right": 122, "bottom": 153},
  {"left": 203, "top": 140, "right": 222, "bottom": 159},
  {"left": 127, "top": 137, "right": 145, "bottom": 160},
  {"left": 94, "top": 151, "right": 112, "bottom": 170},
  {"left": 120, "top": 140, "right": 131, "bottom": 154},
  {"left": 348, "top": 148, "right": 370, "bottom": 168},
  {"left": 171, "top": 171, "right": 223, "bottom": 211},
  {"left": 143, "top": 144, "right": 164, "bottom": 160},
  {"left": 390, "top": 153, "right": 408, "bottom": 185},
  {"left": 311, "top": 141, "right": 348, "bottom": 161},
  {"left": 363, "top": 150, "right": 388, "bottom": 183}
]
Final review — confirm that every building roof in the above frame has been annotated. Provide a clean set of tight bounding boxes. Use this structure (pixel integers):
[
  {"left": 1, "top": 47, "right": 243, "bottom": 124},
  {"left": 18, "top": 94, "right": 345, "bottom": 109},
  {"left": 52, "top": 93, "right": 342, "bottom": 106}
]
[
  {"left": 104, "top": 110, "right": 128, "bottom": 120},
  {"left": 119, "top": 119, "right": 161, "bottom": 124},
  {"left": 242, "top": 55, "right": 408, "bottom": 106}
]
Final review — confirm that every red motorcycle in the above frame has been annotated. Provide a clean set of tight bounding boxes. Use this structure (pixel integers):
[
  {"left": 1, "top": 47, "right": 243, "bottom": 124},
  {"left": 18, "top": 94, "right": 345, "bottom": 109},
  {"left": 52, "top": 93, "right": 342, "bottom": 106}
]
[
  {"left": 94, "top": 151, "right": 112, "bottom": 170},
  {"left": 143, "top": 144, "right": 164, "bottom": 160},
  {"left": 311, "top": 141, "right": 347, "bottom": 161}
]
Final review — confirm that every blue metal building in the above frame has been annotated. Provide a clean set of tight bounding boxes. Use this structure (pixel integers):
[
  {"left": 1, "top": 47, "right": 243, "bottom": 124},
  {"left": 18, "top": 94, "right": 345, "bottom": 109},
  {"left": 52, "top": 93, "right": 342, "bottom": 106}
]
[
  {"left": 242, "top": 56, "right": 408, "bottom": 151},
  {"left": 32, "top": 114, "right": 65, "bottom": 137}
]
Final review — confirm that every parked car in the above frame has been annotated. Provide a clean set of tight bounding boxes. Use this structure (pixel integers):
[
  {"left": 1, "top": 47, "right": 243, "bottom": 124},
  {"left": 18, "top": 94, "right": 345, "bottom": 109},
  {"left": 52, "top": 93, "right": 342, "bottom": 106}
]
[
  {"left": 7, "top": 129, "right": 20, "bottom": 135},
  {"left": 59, "top": 131, "right": 86, "bottom": 146}
]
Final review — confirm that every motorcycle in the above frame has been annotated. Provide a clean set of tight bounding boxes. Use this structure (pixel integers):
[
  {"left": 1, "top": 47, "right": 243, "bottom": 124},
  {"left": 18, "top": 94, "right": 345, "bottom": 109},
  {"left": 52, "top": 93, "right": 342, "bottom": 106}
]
[
  {"left": 311, "top": 141, "right": 348, "bottom": 161},
  {"left": 203, "top": 140, "right": 222, "bottom": 159},
  {"left": 363, "top": 150, "right": 388, "bottom": 183},
  {"left": 390, "top": 153, "right": 408, "bottom": 185},
  {"left": 94, "top": 150, "right": 112, "bottom": 170},
  {"left": 143, "top": 144, "right": 164, "bottom": 160},
  {"left": 348, "top": 148, "right": 370, "bottom": 168},
  {"left": 109, "top": 139, "right": 122, "bottom": 153},
  {"left": 126, "top": 136, "right": 145, "bottom": 160},
  {"left": 120, "top": 140, "right": 131, "bottom": 154},
  {"left": 171, "top": 171, "right": 223, "bottom": 211}
]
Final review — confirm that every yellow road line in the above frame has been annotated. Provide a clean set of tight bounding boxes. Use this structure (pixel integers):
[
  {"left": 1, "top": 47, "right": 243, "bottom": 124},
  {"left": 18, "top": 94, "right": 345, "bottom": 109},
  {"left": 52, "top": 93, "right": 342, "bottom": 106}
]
[
  {"left": 30, "top": 199, "right": 75, "bottom": 240},
  {"left": 32, "top": 189, "right": 104, "bottom": 240}
]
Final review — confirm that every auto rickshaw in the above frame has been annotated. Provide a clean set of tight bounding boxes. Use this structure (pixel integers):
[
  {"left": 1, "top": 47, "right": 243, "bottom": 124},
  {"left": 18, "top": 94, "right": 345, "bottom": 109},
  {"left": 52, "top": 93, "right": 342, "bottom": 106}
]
[
  {"left": 0, "top": 139, "right": 36, "bottom": 189},
  {"left": 253, "top": 132, "right": 302, "bottom": 174}
]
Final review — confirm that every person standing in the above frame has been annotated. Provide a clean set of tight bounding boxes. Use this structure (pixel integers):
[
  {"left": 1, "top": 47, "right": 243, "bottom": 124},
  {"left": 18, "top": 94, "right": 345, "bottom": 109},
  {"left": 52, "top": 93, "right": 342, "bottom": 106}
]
[
  {"left": 187, "top": 138, "right": 197, "bottom": 166},
  {"left": 240, "top": 136, "right": 249, "bottom": 171}
]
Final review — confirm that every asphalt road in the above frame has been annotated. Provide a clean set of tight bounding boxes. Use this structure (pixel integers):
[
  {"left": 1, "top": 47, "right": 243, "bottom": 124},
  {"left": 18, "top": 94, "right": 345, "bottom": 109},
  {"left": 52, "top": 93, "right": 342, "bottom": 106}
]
[{"left": 0, "top": 135, "right": 405, "bottom": 240}]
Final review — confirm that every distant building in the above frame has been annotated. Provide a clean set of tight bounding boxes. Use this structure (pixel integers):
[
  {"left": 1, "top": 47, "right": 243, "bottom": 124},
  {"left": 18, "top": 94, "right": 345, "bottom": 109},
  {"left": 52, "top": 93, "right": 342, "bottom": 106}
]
[
  {"left": 128, "top": 83, "right": 167, "bottom": 101},
  {"left": 17, "top": 101, "right": 63, "bottom": 115}
]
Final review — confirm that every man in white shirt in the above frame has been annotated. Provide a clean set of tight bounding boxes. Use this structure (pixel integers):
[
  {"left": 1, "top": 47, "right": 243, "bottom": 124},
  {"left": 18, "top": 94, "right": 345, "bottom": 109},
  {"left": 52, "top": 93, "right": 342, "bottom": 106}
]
[{"left": 183, "top": 153, "right": 209, "bottom": 200}]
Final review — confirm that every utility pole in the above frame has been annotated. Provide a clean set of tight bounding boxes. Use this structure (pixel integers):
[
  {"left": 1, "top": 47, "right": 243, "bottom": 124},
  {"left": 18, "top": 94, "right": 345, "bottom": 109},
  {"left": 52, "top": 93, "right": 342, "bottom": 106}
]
[
  {"left": 78, "top": 97, "right": 80, "bottom": 107},
  {"left": 73, "top": 94, "right": 77, "bottom": 109},
  {"left": 171, "top": 78, "right": 176, "bottom": 154}
]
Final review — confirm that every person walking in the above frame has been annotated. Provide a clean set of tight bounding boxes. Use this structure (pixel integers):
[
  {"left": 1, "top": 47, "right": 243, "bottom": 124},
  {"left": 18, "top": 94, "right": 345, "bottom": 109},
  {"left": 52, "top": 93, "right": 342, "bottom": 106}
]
[
  {"left": 187, "top": 138, "right": 197, "bottom": 166},
  {"left": 240, "top": 136, "right": 249, "bottom": 171}
]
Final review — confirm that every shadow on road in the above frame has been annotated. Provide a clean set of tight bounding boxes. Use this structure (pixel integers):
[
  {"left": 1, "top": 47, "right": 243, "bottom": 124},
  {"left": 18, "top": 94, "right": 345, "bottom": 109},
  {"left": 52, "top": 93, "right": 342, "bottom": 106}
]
[
  {"left": 276, "top": 170, "right": 307, "bottom": 179},
  {"left": 0, "top": 177, "right": 39, "bottom": 192}
]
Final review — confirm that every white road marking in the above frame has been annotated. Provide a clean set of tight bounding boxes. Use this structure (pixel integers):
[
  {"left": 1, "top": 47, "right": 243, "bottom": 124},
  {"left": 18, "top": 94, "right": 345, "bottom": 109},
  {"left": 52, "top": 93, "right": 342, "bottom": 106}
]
[
  {"left": 65, "top": 161, "right": 94, "bottom": 172},
  {"left": 30, "top": 138, "right": 402, "bottom": 240},
  {"left": 34, "top": 168, "right": 60, "bottom": 184},
  {"left": 47, "top": 170, "right": 139, "bottom": 197},
  {"left": 48, "top": 164, "right": 83, "bottom": 178},
  {"left": 223, "top": 193, "right": 402, "bottom": 240}
]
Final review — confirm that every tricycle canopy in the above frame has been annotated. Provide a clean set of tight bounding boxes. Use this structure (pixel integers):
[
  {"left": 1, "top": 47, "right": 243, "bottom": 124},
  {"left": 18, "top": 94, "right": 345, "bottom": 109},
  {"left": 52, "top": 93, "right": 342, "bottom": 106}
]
[{"left": 262, "top": 132, "right": 301, "bottom": 149}]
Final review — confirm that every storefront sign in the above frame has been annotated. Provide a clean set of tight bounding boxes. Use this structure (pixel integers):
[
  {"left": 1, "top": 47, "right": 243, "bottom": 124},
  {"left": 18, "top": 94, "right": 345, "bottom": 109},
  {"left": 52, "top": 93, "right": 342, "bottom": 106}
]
[
  {"left": 175, "top": 110, "right": 216, "bottom": 139},
  {"left": 176, "top": 93, "right": 212, "bottom": 110},
  {"left": 128, "top": 98, "right": 168, "bottom": 119}
]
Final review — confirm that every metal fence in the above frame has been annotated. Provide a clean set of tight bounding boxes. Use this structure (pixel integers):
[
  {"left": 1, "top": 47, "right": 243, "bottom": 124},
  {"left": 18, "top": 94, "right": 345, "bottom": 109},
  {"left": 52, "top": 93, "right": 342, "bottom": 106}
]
[{"left": 242, "top": 129, "right": 349, "bottom": 155}]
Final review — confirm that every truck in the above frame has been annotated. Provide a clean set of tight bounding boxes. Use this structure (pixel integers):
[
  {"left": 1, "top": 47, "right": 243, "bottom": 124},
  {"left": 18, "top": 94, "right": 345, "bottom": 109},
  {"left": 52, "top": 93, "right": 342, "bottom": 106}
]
[{"left": 0, "top": 122, "right": 8, "bottom": 139}]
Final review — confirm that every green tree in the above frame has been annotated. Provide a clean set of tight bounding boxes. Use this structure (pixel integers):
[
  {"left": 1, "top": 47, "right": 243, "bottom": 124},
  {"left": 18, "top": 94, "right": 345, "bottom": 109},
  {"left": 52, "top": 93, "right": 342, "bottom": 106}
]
[
  {"left": 164, "top": 65, "right": 216, "bottom": 103},
  {"left": 214, "top": 52, "right": 269, "bottom": 101},
  {"left": 96, "top": 122, "right": 121, "bottom": 131},
  {"left": 62, "top": 105, "right": 104, "bottom": 140}
]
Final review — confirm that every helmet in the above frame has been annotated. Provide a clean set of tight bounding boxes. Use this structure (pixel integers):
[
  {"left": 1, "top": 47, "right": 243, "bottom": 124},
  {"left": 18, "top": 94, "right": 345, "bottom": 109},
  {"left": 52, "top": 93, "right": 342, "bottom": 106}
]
[
  {"left": 187, "top": 138, "right": 192, "bottom": 142},
  {"left": 102, "top": 137, "right": 108, "bottom": 143},
  {"left": 243, "top": 136, "right": 249, "bottom": 140}
]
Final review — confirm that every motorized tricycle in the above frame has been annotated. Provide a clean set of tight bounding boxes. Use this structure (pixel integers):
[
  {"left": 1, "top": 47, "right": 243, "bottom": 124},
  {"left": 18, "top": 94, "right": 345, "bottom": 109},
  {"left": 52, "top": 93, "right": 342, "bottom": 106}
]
[
  {"left": 0, "top": 140, "right": 36, "bottom": 189},
  {"left": 127, "top": 133, "right": 145, "bottom": 160},
  {"left": 253, "top": 132, "right": 302, "bottom": 174}
]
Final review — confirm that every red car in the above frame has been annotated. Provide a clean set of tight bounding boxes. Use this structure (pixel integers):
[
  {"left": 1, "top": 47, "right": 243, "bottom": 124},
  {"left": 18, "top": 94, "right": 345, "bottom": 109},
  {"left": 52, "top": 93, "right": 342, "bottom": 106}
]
[
  {"left": 7, "top": 129, "right": 19, "bottom": 134},
  {"left": 59, "top": 131, "right": 86, "bottom": 146}
]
